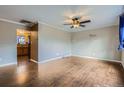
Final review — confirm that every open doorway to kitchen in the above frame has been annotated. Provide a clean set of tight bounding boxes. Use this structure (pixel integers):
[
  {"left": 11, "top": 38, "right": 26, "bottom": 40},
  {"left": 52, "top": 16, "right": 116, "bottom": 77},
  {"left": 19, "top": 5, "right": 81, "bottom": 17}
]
[
  {"left": 16, "top": 29, "right": 31, "bottom": 64},
  {"left": 16, "top": 23, "right": 38, "bottom": 65}
]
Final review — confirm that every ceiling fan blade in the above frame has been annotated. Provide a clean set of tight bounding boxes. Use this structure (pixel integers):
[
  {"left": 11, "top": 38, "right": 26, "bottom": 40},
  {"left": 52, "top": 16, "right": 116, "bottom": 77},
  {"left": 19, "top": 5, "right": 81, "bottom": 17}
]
[
  {"left": 80, "top": 20, "right": 91, "bottom": 24},
  {"left": 80, "top": 25, "right": 85, "bottom": 27}
]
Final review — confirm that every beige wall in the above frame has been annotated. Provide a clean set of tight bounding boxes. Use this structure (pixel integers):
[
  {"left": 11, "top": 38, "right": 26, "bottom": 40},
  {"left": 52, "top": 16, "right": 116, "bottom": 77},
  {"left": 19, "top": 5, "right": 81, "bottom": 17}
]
[
  {"left": 0, "top": 21, "right": 25, "bottom": 65},
  {"left": 71, "top": 26, "right": 121, "bottom": 61},
  {"left": 38, "top": 24, "right": 71, "bottom": 62},
  {"left": 122, "top": 52, "right": 124, "bottom": 67},
  {"left": 30, "top": 23, "right": 38, "bottom": 62},
  {"left": 31, "top": 31, "right": 38, "bottom": 61}
]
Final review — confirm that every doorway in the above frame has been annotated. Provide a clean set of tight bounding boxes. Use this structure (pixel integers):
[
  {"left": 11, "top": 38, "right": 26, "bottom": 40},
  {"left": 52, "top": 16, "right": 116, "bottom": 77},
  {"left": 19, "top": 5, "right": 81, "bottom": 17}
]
[
  {"left": 16, "top": 23, "right": 38, "bottom": 65},
  {"left": 16, "top": 29, "right": 31, "bottom": 64}
]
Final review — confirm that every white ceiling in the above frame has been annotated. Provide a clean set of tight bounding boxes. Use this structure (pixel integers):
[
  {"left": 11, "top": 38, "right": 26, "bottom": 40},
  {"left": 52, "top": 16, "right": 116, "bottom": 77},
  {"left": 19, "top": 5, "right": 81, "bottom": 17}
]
[{"left": 0, "top": 5, "right": 123, "bottom": 32}]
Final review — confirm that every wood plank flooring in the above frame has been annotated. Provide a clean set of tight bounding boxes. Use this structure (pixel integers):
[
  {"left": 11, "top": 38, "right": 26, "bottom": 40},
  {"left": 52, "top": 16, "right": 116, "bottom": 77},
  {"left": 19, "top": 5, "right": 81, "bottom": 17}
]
[{"left": 0, "top": 56, "right": 124, "bottom": 87}]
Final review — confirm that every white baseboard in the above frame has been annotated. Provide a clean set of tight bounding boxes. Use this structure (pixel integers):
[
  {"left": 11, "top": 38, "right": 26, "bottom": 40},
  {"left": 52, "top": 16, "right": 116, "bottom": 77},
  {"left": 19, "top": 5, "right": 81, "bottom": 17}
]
[
  {"left": 39, "top": 55, "right": 122, "bottom": 64},
  {"left": 0, "top": 55, "right": 122, "bottom": 67},
  {"left": 39, "top": 54, "right": 71, "bottom": 64},
  {"left": 72, "top": 55, "right": 122, "bottom": 63},
  {"left": 63, "top": 54, "right": 72, "bottom": 58},
  {"left": 30, "top": 59, "right": 38, "bottom": 63},
  {"left": 0, "top": 63, "right": 16, "bottom": 67},
  {"left": 121, "top": 62, "right": 124, "bottom": 68},
  {"left": 39, "top": 56, "right": 62, "bottom": 64}
]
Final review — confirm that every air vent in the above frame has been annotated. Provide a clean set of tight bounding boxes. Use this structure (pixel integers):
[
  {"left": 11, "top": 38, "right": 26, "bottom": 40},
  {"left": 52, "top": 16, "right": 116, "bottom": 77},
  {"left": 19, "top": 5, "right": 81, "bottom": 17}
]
[{"left": 20, "top": 20, "right": 35, "bottom": 27}]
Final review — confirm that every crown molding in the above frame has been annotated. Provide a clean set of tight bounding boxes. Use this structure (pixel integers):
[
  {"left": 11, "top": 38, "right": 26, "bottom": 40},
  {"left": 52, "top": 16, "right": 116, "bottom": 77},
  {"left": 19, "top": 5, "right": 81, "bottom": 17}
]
[
  {"left": 0, "top": 18, "right": 118, "bottom": 33},
  {"left": 0, "top": 18, "right": 69, "bottom": 32},
  {"left": 0, "top": 18, "right": 25, "bottom": 26}
]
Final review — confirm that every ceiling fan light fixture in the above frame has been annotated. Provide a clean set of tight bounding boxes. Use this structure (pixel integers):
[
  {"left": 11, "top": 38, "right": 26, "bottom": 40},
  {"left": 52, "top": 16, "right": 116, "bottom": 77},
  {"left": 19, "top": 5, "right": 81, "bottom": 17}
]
[
  {"left": 63, "top": 16, "right": 91, "bottom": 29},
  {"left": 73, "top": 24, "right": 79, "bottom": 28},
  {"left": 72, "top": 19, "right": 80, "bottom": 28}
]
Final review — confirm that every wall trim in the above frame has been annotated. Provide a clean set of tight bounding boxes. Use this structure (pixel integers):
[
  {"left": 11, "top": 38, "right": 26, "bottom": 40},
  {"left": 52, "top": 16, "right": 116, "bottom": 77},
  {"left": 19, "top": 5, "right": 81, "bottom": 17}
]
[
  {"left": 121, "top": 63, "right": 124, "bottom": 68},
  {"left": 39, "top": 56, "right": 62, "bottom": 64},
  {"left": 0, "top": 55, "right": 122, "bottom": 67},
  {"left": 38, "top": 54, "right": 122, "bottom": 64},
  {"left": 39, "top": 55, "right": 71, "bottom": 64},
  {"left": 0, "top": 18, "right": 25, "bottom": 26},
  {"left": 0, "top": 63, "right": 16, "bottom": 68},
  {"left": 72, "top": 55, "right": 122, "bottom": 63},
  {"left": 30, "top": 59, "right": 38, "bottom": 63},
  {"left": 0, "top": 17, "right": 69, "bottom": 32}
]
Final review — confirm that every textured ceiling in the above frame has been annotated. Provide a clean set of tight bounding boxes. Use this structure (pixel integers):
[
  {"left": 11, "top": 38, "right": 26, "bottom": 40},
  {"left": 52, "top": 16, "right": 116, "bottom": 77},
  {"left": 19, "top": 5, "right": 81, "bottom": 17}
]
[{"left": 0, "top": 5, "right": 123, "bottom": 32}]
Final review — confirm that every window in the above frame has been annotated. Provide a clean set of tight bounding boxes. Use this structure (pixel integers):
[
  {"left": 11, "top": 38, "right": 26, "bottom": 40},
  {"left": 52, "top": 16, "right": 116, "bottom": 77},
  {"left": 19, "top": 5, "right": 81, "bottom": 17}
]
[{"left": 17, "top": 36, "right": 26, "bottom": 44}]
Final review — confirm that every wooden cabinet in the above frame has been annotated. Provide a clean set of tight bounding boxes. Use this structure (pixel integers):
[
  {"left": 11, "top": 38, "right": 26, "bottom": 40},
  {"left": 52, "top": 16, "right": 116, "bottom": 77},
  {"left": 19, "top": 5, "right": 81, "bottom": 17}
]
[{"left": 17, "top": 44, "right": 29, "bottom": 56}]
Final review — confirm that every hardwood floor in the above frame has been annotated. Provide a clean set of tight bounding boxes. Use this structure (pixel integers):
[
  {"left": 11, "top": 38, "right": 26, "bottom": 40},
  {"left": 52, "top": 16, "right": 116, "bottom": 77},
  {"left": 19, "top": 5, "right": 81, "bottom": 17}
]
[
  {"left": 17, "top": 56, "right": 29, "bottom": 65},
  {"left": 0, "top": 56, "right": 124, "bottom": 87}
]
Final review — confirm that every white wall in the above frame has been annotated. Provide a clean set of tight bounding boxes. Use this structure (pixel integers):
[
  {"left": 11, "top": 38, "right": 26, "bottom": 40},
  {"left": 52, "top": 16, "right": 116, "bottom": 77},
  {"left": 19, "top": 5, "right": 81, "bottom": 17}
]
[
  {"left": 38, "top": 24, "right": 71, "bottom": 62},
  {"left": 0, "top": 20, "right": 120, "bottom": 65},
  {"left": 0, "top": 21, "right": 25, "bottom": 66},
  {"left": 71, "top": 26, "right": 121, "bottom": 61}
]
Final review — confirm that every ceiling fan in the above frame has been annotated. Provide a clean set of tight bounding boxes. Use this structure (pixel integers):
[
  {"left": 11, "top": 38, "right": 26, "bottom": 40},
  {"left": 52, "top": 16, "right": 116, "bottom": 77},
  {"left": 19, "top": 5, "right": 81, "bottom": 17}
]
[{"left": 63, "top": 16, "right": 91, "bottom": 28}]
